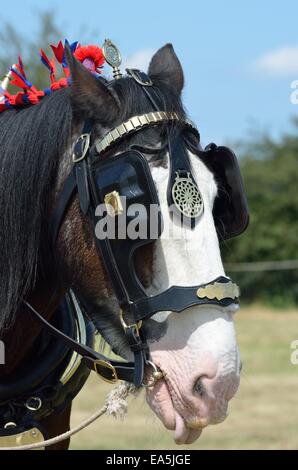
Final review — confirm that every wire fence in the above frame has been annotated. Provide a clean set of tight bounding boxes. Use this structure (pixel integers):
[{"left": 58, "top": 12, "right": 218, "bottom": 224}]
[
  {"left": 225, "top": 260, "right": 298, "bottom": 272},
  {"left": 223, "top": 260, "right": 298, "bottom": 306}
]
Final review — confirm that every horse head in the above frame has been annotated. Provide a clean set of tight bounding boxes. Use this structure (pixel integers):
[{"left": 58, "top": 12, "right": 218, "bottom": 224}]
[
  {"left": 53, "top": 43, "right": 248, "bottom": 444},
  {"left": 0, "top": 40, "right": 248, "bottom": 446}
]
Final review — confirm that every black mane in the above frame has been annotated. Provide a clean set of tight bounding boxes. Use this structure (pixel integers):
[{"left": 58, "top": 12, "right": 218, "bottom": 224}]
[
  {"left": 0, "top": 88, "right": 72, "bottom": 331},
  {"left": 0, "top": 75, "right": 185, "bottom": 332}
]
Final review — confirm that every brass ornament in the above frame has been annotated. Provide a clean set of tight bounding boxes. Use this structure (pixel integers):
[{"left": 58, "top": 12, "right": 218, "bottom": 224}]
[
  {"left": 102, "top": 39, "right": 122, "bottom": 79},
  {"left": 95, "top": 111, "right": 194, "bottom": 155},
  {"left": 153, "top": 370, "right": 164, "bottom": 381},
  {"left": 196, "top": 280, "right": 240, "bottom": 301},
  {"left": 119, "top": 308, "right": 142, "bottom": 331},
  {"left": 0, "top": 427, "right": 45, "bottom": 449},
  {"left": 172, "top": 172, "right": 203, "bottom": 218},
  {"left": 104, "top": 190, "right": 123, "bottom": 217}
]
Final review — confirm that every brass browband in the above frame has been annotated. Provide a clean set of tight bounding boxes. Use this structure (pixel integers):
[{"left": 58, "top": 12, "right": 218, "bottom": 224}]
[{"left": 95, "top": 111, "right": 198, "bottom": 155}]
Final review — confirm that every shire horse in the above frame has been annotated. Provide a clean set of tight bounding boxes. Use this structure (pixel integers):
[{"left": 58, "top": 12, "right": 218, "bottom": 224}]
[{"left": 0, "top": 42, "right": 248, "bottom": 449}]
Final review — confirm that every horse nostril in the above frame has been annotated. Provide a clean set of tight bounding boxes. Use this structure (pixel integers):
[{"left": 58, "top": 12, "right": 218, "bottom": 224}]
[
  {"left": 239, "top": 361, "right": 243, "bottom": 373},
  {"left": 193, "top": 377, "right": 205, "bottom": 397}
]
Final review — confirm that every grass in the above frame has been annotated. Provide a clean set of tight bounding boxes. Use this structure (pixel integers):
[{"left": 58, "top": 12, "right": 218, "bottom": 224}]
[{"left": 69, "top": 306, "right": 298, "bottom": 450}]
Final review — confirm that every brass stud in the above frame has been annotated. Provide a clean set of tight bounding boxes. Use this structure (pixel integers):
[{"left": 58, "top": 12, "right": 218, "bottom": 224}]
[{"left": 104, "top": 191, "right": 123, "bottom": 217}]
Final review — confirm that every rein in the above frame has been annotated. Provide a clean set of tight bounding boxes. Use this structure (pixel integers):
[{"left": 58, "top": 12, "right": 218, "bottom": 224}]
[{"left": 0, "top": 382, "right": 135, "bottom": 450}]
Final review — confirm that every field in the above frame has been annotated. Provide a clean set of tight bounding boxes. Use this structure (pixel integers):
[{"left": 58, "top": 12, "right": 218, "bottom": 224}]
[{"left": 70, "top": 307, "right": 298, "bottom": 450}]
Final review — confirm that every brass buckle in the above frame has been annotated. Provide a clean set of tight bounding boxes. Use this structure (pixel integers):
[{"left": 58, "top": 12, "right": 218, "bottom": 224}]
[
  {"left": 119, "top": 309, "right": 142, "bottom": 332},
  {"left": 126, "top": 68, "right": 153, "bottom": 87},
  {"left": 94, "top": 360, "right": 118, "bottom": 384}
]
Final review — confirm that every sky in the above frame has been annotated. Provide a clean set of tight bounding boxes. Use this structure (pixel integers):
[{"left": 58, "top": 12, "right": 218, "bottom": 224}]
[{"left": 2, "top": 0, "right": 298, "bottom": 146}]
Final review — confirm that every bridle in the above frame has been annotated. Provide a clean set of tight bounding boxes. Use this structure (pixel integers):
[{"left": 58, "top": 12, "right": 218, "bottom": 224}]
[{"left": 25, "top": 68, "right": 245, "bottom": 389}]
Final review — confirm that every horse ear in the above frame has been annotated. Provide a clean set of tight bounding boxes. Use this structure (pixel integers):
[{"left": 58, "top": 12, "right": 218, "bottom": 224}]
[
  {"left": 65, "top": 46, "right": 119, "bottom": 125},
  {"left": 148, "top": 44, "right": 184, "bottom": 95}
]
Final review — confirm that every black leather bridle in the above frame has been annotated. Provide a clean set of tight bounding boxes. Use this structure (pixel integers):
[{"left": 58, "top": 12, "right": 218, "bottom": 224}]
[{"left": 25, "top": 69, "right": 247, "bottom": 388}]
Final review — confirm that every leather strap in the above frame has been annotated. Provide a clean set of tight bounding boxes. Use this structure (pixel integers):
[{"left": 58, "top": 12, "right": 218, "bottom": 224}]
[
  {"left": 132, "top": 277, "right": 239, "bottom": 321},
  {"left": 75, "top": 160, "right": 90, "bottom": 215},
  {"left": 124, "top": 326, "right": 149, "bottom": 386},
  {"left": 126, "top": 69, "right": 162, "bottom": 111},
  {"left": 50, "top": 170, "right": 77, "bottom": 249},
  {"left": 126, "top": 69, "right": 153, "bottom": 87},
  {"left": 23, "top": 301, "right": 136, "bottom": 384},
  {"left": 0, "top": 302, "right": 75, "bottom": 401},
  {"left": 167, "top": 128, "right": 199, "bottom": 228}
]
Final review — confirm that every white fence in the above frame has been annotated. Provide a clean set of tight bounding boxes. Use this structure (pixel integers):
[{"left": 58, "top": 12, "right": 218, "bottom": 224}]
[{"left": 225, "top": 260, "right": 298, "bottom": 272}]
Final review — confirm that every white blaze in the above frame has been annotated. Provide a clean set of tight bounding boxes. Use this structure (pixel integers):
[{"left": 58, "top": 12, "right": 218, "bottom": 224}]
[{"left": 146, "top": 151, "right": 240, "bottom": 443}]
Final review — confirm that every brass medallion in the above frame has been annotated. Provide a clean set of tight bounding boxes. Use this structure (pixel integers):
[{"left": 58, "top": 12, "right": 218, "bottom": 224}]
[
  {"left": 102, "top": 39, "right": 122, "bottom": 79},
  {"left": 172, "top": 172, "right": 203, "bottom": 218}
]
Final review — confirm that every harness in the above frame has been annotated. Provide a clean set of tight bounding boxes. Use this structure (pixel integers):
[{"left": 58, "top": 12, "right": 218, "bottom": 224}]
[
  {"left": 0, "top": 40, "right": 249, "bottom": 449},
  {"left": 25, "top": 68, "right": 249, "bottom": 389},
  {"left": 0, "top": 291, "right": 94, "bottom": 445}
]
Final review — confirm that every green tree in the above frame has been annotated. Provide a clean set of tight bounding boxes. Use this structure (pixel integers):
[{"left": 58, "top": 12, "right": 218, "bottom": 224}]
[
  {"left": 223, "top": 120, "right": 298, "bottom": 306},
  {"left": 0, "top": 11, "right": 62, "bottom": 90}
]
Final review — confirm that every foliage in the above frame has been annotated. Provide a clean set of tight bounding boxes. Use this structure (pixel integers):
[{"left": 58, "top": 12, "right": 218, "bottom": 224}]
[
  {"left": 0, "top": 11, "right": 62, "bottom": 90},
  {"left": 223, "top": 120, "right": 298, "bottom": 306}
]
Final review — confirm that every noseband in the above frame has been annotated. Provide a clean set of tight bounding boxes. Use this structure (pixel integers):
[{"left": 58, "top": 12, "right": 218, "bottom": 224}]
[{"left": 26, "top": 69, "right": 247, "bottom": 388}]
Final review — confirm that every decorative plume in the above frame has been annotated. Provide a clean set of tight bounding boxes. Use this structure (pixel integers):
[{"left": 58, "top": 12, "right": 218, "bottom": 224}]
[
  {"left": 51, "top": 40, "right": 64, "bottom": 64},
  {"left": 10, "top": 66, "right": 32, "bottom": 90},
  {"left": 40, "top": 49, "right": 56, "bottom": 83},
  {"left": 0, "top": 38, "right": 106, "bottom": 113},
  {"left": 74, "top": 45, "right": 104, "bottom": 73},
  {"left": 16, "top": 55, "right": 26, "bottom": 78}
]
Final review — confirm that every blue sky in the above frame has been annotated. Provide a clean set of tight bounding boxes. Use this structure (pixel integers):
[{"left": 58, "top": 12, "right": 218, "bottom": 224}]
[{"left": 2, "top": 0, "right": 298, "bottom": 146}]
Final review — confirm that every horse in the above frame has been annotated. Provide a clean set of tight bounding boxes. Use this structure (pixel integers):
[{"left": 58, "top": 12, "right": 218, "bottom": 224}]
[{"left": 0, "top": 40, "right": 248, "bottom": 449}]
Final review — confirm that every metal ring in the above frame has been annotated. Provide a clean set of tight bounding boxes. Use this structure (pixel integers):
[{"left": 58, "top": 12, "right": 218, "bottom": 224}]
[
  {"left": 72, "top": 133, "right": 90, "bottom": 163},
  {"left": 4, "top": 422, "right": 17, "bottom": 429},
  {"left": 25, "top": 397, "right": 42, "bottom": 411},
  {"left": 142, "top": 360, "right": 164, "bottom": 388}
]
